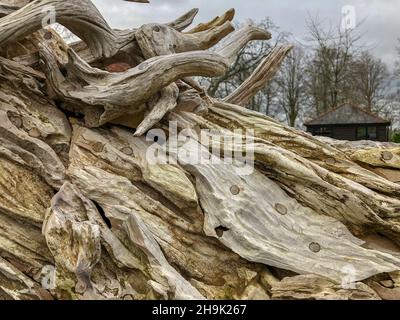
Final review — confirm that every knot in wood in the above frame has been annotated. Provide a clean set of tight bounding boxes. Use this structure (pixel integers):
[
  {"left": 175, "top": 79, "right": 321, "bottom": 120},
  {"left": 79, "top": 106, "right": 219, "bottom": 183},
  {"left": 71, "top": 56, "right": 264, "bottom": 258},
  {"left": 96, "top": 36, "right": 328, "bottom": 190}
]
[
  {"left": 325, "top": 157, "right": 336, "bottom": 166},
  {"left": 275, "top": 203, "right": 287, "bottom": 215},
  {"left": 121, "top": 147, "right": 133, "bottom": 156}
]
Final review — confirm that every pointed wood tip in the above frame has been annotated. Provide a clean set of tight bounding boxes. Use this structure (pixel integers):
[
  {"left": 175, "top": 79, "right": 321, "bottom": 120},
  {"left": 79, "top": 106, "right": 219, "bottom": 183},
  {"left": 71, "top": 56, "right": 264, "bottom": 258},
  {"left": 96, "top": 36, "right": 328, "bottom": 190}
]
[{"left": 124, "top": 0, "right": 150, "bottom": 3}]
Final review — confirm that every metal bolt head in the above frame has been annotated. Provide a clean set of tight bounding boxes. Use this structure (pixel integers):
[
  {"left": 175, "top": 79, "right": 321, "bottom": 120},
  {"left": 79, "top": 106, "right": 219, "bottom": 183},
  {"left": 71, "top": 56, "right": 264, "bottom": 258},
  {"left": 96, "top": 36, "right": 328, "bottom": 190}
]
[
  {"left": 275, "top": 203, "right": 287, "bottom": 215},
  {"left": 309, "top": 242, "right": 321, "bottom": 253},
  {"left": 230, "top": 185, "right": 240, "bottom": 195},
  {"left": 381, "top": 151, "right": 393, "bottom": 161}
]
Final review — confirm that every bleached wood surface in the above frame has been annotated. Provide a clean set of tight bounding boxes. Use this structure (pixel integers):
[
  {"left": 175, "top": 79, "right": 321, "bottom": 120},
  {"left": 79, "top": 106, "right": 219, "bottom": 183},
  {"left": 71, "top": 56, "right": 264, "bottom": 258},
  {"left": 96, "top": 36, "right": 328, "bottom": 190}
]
[{"left": 0, "top": 0, "right": 400, "bottom": 300}]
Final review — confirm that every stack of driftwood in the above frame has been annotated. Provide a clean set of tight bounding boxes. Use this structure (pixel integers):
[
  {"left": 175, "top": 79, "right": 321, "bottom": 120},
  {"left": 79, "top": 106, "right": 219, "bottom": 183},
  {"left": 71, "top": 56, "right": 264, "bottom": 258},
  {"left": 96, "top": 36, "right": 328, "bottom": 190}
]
[{"left": 0, "top": 0, "right": 400, "bottom": 300}]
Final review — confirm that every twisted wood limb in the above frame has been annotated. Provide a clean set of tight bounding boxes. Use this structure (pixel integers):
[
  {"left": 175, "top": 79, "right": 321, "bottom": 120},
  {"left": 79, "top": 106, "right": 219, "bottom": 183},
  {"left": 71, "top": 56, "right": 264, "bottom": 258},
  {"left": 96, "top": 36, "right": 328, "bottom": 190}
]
[
  {"left": 39, "top": 21, "right": 271, "bottom": 129},
  {"left": 134, "top": 22, "right": 272, "bottom": 133},
  {"left": 124, "top": 0, "right": 150, "bottom": 3},
  {"left": 40, "top": 45, "right": 228, "bottom": 127},
  {"left": 166, "top": 8, "right": 199, "bottom": 31},
  {"left": 0, "top": 0, "right": 135, "bottom": 59},
  {"left": 0, "top": 2, "right": 18, "bottom": 17},
  {"left": 133, "top": 16, "right": 235, "bottom": 135},
  {"left": 175, "top": 89, "right": 211, "bottom": 114},
  {"left": 217, "top": 24, "right": 272, "bottom": 64},
  {"left": 134, "top": 84, "right": 179, "bottom": 136},
  {"left": 225, "top": 45, "right": 293, "bottom": 106},
  {"left": 187, "top": 8, "right": 235, "bottom": 34},
  {"left": 136, "top": 21, "right": 235, "bottom": 59}
]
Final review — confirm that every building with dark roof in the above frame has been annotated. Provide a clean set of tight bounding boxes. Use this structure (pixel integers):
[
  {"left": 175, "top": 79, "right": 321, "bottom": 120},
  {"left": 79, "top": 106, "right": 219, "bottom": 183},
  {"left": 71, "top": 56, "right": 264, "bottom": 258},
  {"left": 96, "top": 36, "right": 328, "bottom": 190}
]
[{"left": 305, "top": 103, "right": 391, "bottom": 142}]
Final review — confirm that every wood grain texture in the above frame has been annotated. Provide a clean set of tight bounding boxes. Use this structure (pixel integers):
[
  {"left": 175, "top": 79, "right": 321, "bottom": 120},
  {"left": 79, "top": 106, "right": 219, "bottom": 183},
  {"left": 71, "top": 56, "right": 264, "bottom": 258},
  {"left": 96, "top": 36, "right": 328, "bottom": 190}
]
[{"left": 0, "top": 0, "right": 400, "bottom": 301}]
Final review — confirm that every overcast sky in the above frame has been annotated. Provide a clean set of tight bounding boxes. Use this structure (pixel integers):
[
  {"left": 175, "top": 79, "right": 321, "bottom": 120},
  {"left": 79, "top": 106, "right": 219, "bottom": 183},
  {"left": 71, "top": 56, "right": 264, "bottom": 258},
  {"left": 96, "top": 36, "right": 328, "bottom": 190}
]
[{"left": 92, "top": 0, "right": 399, "bottom": 70}]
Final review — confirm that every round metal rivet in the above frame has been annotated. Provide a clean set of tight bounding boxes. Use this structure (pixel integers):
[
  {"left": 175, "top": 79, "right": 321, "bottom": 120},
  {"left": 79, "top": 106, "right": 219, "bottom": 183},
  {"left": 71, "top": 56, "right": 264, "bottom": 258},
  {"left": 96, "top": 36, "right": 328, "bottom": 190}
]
[
  {"left": 275, "top": 203, "right": 287, "bottom": 215},
  {"left": 28, "top": 128, "right": 41, "bottom": 138},
  {"left": 121, "top": 147, "right": 133, "bottom": 155},
  {"left": 382, "top": 151, "right": 393, "bottom": 161},
  {"left": 92, "top": 142, "right": 104, "bottom": 153},
  {"left": 309, "top": 242, "right": 321, "bottom": 253},
  {"left": 325, "top": 157, "right": 336, "bottom": 165},
  {"left": 230, "top": 185, "right": 240, "bottom": 195}
]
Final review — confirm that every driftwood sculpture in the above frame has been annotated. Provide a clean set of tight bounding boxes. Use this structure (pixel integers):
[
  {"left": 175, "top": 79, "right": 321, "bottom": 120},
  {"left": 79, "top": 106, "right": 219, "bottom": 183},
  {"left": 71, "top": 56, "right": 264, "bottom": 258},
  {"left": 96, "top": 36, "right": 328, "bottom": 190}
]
[{"left": 0, "top": 0, "right": 400, "bottom": 300}]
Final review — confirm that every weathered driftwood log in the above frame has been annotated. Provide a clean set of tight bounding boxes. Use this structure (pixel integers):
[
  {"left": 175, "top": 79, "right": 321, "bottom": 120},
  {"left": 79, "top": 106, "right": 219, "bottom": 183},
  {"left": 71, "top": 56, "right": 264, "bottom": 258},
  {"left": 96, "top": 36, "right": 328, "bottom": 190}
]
[
  {"left": 187, "top": 8, "right": 235, "bottom": 34},
  {"left": 1, "top": 0, "right": 400, "bottom": 301},
  {"left": 0, "top": 0, "right": 136, "bottom": 59},
  {"left": 224, "top": 45, "right": 293, "bottom": 106},
  {"left": 40, "top": 46, "right": 228, "bottom": 127},
  {"left": 39, "top": 22, "right": 268, "bottom": 128},
  {"left": 0, "top": 2, "right": 17, "bottom": 18}
]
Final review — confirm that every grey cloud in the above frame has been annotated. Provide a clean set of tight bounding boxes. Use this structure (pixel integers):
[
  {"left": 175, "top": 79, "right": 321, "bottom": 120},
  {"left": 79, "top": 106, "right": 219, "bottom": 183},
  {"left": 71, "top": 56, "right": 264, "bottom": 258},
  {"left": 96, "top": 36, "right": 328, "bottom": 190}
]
[{"left": 92, "top": 0, "right": 399, "bottom": 69}]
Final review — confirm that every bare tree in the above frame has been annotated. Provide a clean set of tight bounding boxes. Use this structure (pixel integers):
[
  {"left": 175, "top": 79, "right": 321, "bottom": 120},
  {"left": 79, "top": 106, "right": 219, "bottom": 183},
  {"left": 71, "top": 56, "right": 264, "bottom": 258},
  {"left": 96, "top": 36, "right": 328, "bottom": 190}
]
[
  {"left": 275, "top": 47, "right": 307, "bottom": 127},
  {"left": 305, "top": 16, "right": 362, "bottom": 115},
  {"left": 350, "top": 51, "right": 389, "bottom": 111}
]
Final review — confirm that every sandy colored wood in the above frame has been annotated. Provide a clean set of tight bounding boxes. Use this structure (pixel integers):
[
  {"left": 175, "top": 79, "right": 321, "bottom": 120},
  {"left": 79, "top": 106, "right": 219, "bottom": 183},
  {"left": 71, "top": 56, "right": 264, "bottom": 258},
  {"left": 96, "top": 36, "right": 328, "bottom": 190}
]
[
  {"left": 0, "top": 0, "right": 400, "bottom": 301},
  {"left": 225, "top": 45, "right": 293, "bottom": 106}
]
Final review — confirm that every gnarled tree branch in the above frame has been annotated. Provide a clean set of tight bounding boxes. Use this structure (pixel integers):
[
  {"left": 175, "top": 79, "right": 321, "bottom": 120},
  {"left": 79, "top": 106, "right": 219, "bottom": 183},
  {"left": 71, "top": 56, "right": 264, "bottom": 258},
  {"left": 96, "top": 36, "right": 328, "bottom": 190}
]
[
  {"left": 187, "top": 8, "right": 235, "bottom": 34},
  {"left": 225, "top": 45, "right": 293, "bottom": 106},
  {"left": 217, "top": 24, "right": 272, "bottom": 64},
  {"left": 40, "top": 45, "right": 228, "bottom": 127},
  {"left": 136, "top": 21, "right": 235, "bottom": 59},
  {"left": 166, "top": 8, "right": 199, "bottom": 31},
  {"left": 0, "top": 0, "right": 135, "bottom": 59}
]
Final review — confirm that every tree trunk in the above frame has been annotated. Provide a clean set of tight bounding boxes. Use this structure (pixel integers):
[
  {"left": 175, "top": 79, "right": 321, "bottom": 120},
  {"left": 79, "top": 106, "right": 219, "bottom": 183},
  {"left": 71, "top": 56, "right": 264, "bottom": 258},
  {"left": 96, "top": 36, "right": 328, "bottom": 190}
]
[{"left": 0, "top": 0, "right": 400, "bottom": 301}]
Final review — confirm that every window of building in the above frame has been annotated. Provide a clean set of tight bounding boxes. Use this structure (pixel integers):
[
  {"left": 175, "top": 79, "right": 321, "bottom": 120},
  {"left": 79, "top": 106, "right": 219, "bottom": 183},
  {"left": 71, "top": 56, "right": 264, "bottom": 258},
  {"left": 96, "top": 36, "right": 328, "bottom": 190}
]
[
  {"left": 357, "top": 126, "right": 377, "bottom": 140},
  {"left": 357, "top": 126, "right": 366, "bottom": 140},
  {"left": 313, "top": 126, "right": 332, "bottom": 137},
  {"left": 367, "top": 126, "right": 377, "bottom": 140}
]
